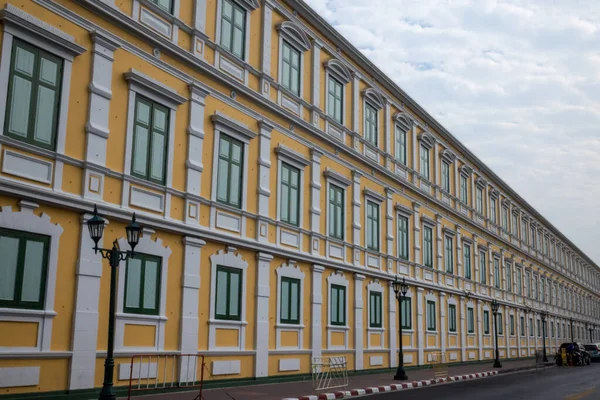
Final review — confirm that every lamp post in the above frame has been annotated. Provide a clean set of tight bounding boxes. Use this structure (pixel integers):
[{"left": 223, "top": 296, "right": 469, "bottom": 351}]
[
  {"left": 491, "top": 299, "right": 502, "bottom": 368},
  {"left": 87, "top": 205, "right": 142, "bottom": 400},
  {"left": 570, "top": 318, "right": 574, "bottom": 342},
  {"left": 392, "top": 276, "right": 409, "bottom": 381},
  {"left": 540, "top": 310, "right": 548, "bottom": 362}
]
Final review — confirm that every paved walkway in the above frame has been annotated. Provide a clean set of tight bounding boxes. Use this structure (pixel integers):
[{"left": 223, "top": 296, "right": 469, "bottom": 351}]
[{"left": 121, "top": 358, "right": 545, "bottom": 400}]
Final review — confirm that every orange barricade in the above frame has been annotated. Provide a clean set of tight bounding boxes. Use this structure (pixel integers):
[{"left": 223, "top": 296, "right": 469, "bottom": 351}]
[{"left": 127, "top": 353, "right": 206, "bottom": 399}]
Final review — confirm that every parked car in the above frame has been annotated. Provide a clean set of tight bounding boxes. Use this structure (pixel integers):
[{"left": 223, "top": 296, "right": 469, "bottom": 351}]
[
  {"left": 583, "top": 344, "right": 600, "bottom": 361},
  {"left": 555, "top": 342, "right": 591, "bottom": 366}
]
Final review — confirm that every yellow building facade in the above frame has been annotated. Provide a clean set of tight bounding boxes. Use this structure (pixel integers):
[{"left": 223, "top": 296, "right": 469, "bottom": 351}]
[{"left": 0, "top": 0, "right": 598, "bottom": 397}]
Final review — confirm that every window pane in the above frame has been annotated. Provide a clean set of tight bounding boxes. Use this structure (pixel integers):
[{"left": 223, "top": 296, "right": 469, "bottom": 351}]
[
  {"left": 33, "top": 86, "right": 56, "bottom": 145},
  {"left": 20, "top": 240, "right": 45, "bottom": 302},
  {"left": 290, "top": 280, "right": 299, "bottom": 321},
  {"left": 15, "top": 46, "right": 35, "bottom": 76},
  {"left": 133, "top": 126, "right": 149, "bottom": 176},
  {"left": 216, "top": 269, "right": 228, "bottom": 316},
  {"left": 136, "top": 100, "right": 150, "bottom": 124},
  {"left": 217, "top": 159, "right": 229, "bottom": 202},
  {"left": 229, "top": 271, "right": 240, "bottom": 317},
  {"left": 233, "top": 26, "right": 244, "bottom": 58},
  {"left": 0, "top": 236, "right": 19, "bottom": 301},
  {"left": 281, "top": 280, "right": 289, "bottom": 321},
  {"left": 150, "top": 132, "right": 165, "bottom": 182},
  {"left": 8, "top": 76, "right": 32, "bottom": 137},
  {"left": 231, "top": 141, "right": 242, "bottom": 163},
  {"left": 126, "top": 259, "right": 142, "bottom": 309},
  {"left": 153, "top": 107, "right": 167, "bottom": 132},
  {"left": 221, "top": 19, "right": 232, "bottom": 50},
  {"left": 289, "top": 187, "right": 298, "bottom": 225},
  {"left": 39, "top": 58, "right": 58, "bottom": 86},
  {"left": 338, "top": 288, "right": 344, "bottom": 324},
  {"left": 331, "top": 287, "right": 338, "bottom": 323},
  {"left": 143, "top": 260, "right": 158, "bottom": 310},
  {"left": 229, "top": 164, "right": 241, "bottom": 207}
]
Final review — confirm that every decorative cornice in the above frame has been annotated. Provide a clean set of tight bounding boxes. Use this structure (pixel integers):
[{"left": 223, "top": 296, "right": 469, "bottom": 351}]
[
  {"left": 211, "top": 112, "right": 258, "bottom": 141},
  {"left": 275, "top": 144, "right": 310, "bottom": 166},
  {"left": 124, "top": 69, "right": 187, "bottom": 106},
  {"left": 277, "top": 21, "right": 311, "bottom": 52}
]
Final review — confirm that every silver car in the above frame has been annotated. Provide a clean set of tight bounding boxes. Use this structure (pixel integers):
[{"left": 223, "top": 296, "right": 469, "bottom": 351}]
[{"left": 583, "top": 344, "right": 600, "bottom": 361}]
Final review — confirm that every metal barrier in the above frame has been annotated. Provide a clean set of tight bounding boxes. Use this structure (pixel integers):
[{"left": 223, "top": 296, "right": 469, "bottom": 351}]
[
  {"left": 127, "top": 353, "right": 206, "bottom": 399},
  {"left": 431, "top": 352, "right": 448, "bottom": 379},
  {"left": 534, "top": 350, "right": 545, "bottom": 371},
  {"left": 311, "top": 356, "right": 349, "bottom": 392}
]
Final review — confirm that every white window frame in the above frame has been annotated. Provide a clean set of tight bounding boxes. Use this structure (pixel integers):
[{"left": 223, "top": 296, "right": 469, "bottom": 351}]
[
  {"left": 425, "top": 293, "right": 437, "bottom": 333},
  {"left": 324, "top": 169, "right": 352, "bottom": 241},
  {"left": 324, "top": 59, "right": 352, "bottom": 133},
  {"left": 467, "top": 306, "right": 475, "bottom": 334},
  {"left": 366, "top": 280, "right": 385, "bottom": 349},
  {"left": 208, "top": 247, "right": 248, "bottom": 351},
  {"left": 327, "top": 271, "right": 349, "bottom": 350},
  {"left": 363, "top": 189, "right": 385, "bottom": 253},
  {"left": 422, "top": 219, "right": 435, "bottom": 268},
  {"left": 0, "top": 201, "right": 63, "bottom": 353},
  {"left": 275, "top": 261, "right": 305, "bottom": 350},
  {"left": 276, "top": 21, "right": 310, "bottom": 113},
  {"left": 396, "top": 207, "right": 411, "bottom": 261},
  {"left": 0, "top": 5, "right": 85, "bottom": 159},
  {"left": 361, "top": 88, "right": 384, "bottom": 150},
  {"left": 115, "top": 230, "right": 171, "bottom": 352},
  {"left": 444, "top": 233, "right": 454, "bottom": 274},
  {"left": 275, "top": 144, "right": 309, "bottom": 228},
  {"left": 394, "top": 115, "right": 411, "bottom": 166}
]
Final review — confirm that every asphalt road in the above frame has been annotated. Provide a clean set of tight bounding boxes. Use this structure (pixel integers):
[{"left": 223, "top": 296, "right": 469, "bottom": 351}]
[{"left": 376, "top": 363, "right": 600, "bottom": 400}]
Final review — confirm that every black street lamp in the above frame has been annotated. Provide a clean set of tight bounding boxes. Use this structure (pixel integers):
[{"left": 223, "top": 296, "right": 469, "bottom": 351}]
[
  {"left": 87, "top": 205, "right": 142, "bottom": 400},
  {"left": 392, "top": 275, "right": 409, "bottom": 381},
  {"left": 540, "top": 311, "right": 548, "bottom": 362},
  {"left": 570, "top": 318, "right": 574, "bottom": 342},
  {"left": 491, "top": 299, "right": 502, "bottom": 368}
]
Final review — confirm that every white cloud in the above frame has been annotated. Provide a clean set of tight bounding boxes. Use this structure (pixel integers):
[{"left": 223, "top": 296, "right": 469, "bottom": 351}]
[{"left": 305, "top": 0, "right": 600, "bottom": 264}]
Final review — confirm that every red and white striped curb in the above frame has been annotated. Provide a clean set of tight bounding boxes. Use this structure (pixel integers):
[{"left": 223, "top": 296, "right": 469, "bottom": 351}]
[{"left": 282, "top": 370, "right": 499, "bottom": 400}]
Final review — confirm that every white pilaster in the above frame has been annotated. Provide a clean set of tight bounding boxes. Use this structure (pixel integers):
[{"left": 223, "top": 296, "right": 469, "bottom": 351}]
[
  {"left": 477, "top": 300, "right": 483, "bottom": 360},
  {"left": 255, "top": 252, "right": 273, "bottom": 377},
  {"left": 460, "top": 296, "right": 467, "bottom": 362},
  {"left": 311, "top": 40, "right": 322, "bottom": 125},
  {"left": 310, "top": 149, "right": 323, "bottom": 255},
  {"left": 194, "top": 0, "right": 208, "bottom": 32},
  {"left": 352, "top": 171, "right": 362, "bottom": 266},
  {"left": 385, "top": 188, "right": 394, "bottom": 270},
  {"left": 69, "top": 214, "right": 106, "bottom": 390},
  {"left": 354, "top": 274, "right": 366, "bottom": 370},
  {"left": 435, "top": 214, "right": 442, "bottom": 274},
  {"left": 440, "top": 292, "right": 446, "bottom": 355},
  {"left": 413, "top": 202, "right": 421, "bottom": 279},
  {"left": 384, "top": 100, "right": 391, "bottom": 154},
  {"left": 259, "top": 0, "right": 273, "bottom": 97},
  {"left": 389, "top": 281, "right": 397, "bottom": 368},
  {"left": 179, "top": 237, "right": 206, "bottom": 380},
  {"left": 454, "top": 162, "right": 459, "bottom": 209},
  {"left": 417, "top": 288, "right": 425, "bottom": 365},
  {"left": 312, "top": 265, "right": 325, "bottom": 360},
  {"left": 257, "top": 121, "right": 274, "bottom": 241},
  {"left": 352, "top": 74, "right": 359, "bottom": 132},
  {"left": 411, "top": 124, "right": 418, "bottom": 184},
  {"left": 433, "top": 142, "right": 439, "bottom": 196}
]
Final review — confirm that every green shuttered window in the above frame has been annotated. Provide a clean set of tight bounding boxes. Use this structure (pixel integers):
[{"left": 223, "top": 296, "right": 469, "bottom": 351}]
[
  {"left": 221, "top": 0, "right": 246, "bottom": 59},
  {"left": 484, "top": 310, "right": 490, "bottom": 334},
  {"left": 330, "top": 284, "right": 346, "bottom": 326},
  {"left": 281, "top": 41, "right": 301, "bottom": 96},
  {"left": 427, "top": 300, "right": 436, "bottom": 331},
  {"left": 280, "top": 277, "right": 300, "bottom": 324},
  {"left": 398, "top": 215, "right": 409, "bottom": 260},
  {"left": 280, "top": 162, "right": 300, "bottom": 226},
  {"left": 369, "top": 291, "right": 382, "bottom": 328},
  {"left": 131, "top": 96, "right": 169, "bottom": 185},
  {"left": 401, "top": 297, "right": 412, "bottom": 329},
  {"left": 328, "top": 184, "right": 344, "bottom": 240},
  {"left": 423, "top": 226, "right": 433, "bottom": 268},
  {"left": 327, "top": 76, "right": 343, "bottom": 124},
  {"left": 468, "top": 308, "right": 474, "bottom": 333},
  {"left": 364, "top": 103, "right": 378, "bottom": 146},
  {"left": 217, "top": 134, "right": 244, "bottom": 208},
  {"left": 366, "top": 201, "right": 379, "bottom": 251},
  {"left": 149, "top": 0, "right": 173, "bottom": 12},
  {"left": 5, "top": 39, "right": 63, "bottom": 150},
  {"left": 215, "top": 266, "right": 242, "bottom": 321},
  {"left": 448, "top": 304, "right": 457, "bottom": 332},
  {"left": 0, "top": 229, "right": 49, "bottom": 310},
  {"left": 124, "top": 254, "right": 161, "bottom": 315}
]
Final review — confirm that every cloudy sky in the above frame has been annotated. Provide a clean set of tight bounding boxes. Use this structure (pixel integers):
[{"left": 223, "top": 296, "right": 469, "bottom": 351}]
[{"left": 304, "top": 0, "right": 600, "bottom": 265}]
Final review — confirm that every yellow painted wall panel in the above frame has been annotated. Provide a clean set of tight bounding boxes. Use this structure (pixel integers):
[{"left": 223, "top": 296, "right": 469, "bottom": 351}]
[
  {"left": 61, "top": 164, "right": 83, "bottom": 196},
  {"left": 124, "top": 324, "right": 156, "bottom": 347},
  {"left": 103, "top": 176, "right": 123, "bottom": 206},
  {"left": 427, "top": 335, "right": 436, "bottom": 347},
  {"left": 247, "top": 9, "right": 261, "bottom": 71},
  {"left": 215, "top": 328, "right": 240, "bottom": 348},
  {"left": 402, "top": 334, "right": 410, "bottom": 347},
  {"left": 170, "top": 195, "right": 185, "bottom": 222},
  {"left": 369, "top": 333, "right": 381, "bottom": 348},
  {"left": 468, "top": 336, "right": 475, "bottom": 347},
  {"left": 449, "top": 335, "right": 457, "bottom": 347},
  {"left": 280, "top": 331, "right": 299, "bottom": 348},
  {"left": 330, "top": 332, "right": 344, "bottom": 347},
  {"left": 0, "top": 321, "right": 38, "bottom": 347},
  {"left": 0, "top": 359, "right": 68, "bottom": 394}
]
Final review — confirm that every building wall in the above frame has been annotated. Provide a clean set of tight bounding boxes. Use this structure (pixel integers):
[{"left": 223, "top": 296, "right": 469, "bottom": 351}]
[{"left": 0, "top": 0, "right": 598, "bottom": 396}]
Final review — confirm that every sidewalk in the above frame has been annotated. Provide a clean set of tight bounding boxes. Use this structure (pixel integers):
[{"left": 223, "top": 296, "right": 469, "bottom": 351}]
[{"left": 122, "top": 358, "right": 549, "bottom": 400}]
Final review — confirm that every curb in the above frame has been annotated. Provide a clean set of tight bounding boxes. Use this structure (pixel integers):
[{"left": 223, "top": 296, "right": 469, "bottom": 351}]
[{"left": 282, "top": 370, "right": 499, "bottom": 400}]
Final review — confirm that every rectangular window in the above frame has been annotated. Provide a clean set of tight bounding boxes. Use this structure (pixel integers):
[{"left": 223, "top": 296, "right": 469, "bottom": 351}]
[
  {"left": 364, "top": 103, "right": 378, "bottom": 145},
  {"left": 512, "top": 214, "right": 518, "bottom": 236},
  {"left": 124, "top": 254, "right": 161, "bottom": 315},
  {"left": 480, "top": 251, "right": 487, "bottom": 284},
  {"left": 540, "top": 278, "right": 545, "bottom": 302},
  {"left": 215, "top": 266, "right": 242, "bottom": 321},
  {"left": 544, "top": 236, "right": 548, "bottom": 255},
  {"left": 448, "top": 304, "right": 457, "bottom": 332},
  {"left": 131, "top": 96, "right": 169, "bottom": 184},
  {"left": 420, "top": 144, "right": 430, "bottom": 180},
  {"left": 494, "top": 258, "right": 500, "bottom": 289},
  {"left": 149, "top": 0, "right": 173, "bottom": 12},
  {"left": 327, "top": 76, "right": 343, "bottom": 124},
  {"left": 510, "top": 315, "right": 515, "bottom": 335},
  {"left": 0, "top": 228, "right": 49, "bottom": 309},
  {"left": 537, "top": 319, "right": 541, "bottom": 337},
  {"left": 460, "top": 175, "right": 468, "bottom": 203},
  {"left": 531, "top": 226, "right": 536, "bottom": 249},
  {"left": 529, "top": 318, "right": 533, "bottom": 337},
  {"left": 498, "top": 313, "right": 503, "bottom": 335},
  {"left": 330, "top": 284, "right": 346, "bottom": 326},
  {"left": 395, "top": 124, "right": 407, "bottom": 165},
  {"left": 423, "top": 226, "right": 433, "bottom": 268},
  {"left": 401, "top": 297, "right": 412, "bottom": 329},
  {"left": 551, "top": 322, "right": 554, "bottom": 338},
  {"left": 522, "top": 221, "right": 528, "bottom": 244},
  {"left": 220, "top": 0, "right": 246, "bottom": 59},
  {"left": 516, "top": 268, "right": 522, "bottom": 295},
  {"left": 520, "top": 316, "right": 525, "bottom": 336},
  {"left": 490, "top": 197, "right": 497, "bottom": 223},
  {"left": 445, "top": 236, "right": 453, "bottom": 273},
  {"left": 502, "top": 207, "right": 508, "bottom": 230},
  {"left": 280, "top": 277, "right": 300, "bottom": 324},
  {"left": 369, "top": 291, "right": 382, "bottom": 328},
  {"left": 467, "top": 308, "right": 474, "bottom": 333},
  {"left": 280, "top": 162, "right": 300, "bottom": 226},
  {"left": 366, "top": 201, "right": 379, "bottom": 251},
  {"left": 281, "top": 41, "right": 301, "bottom": 96},
  {"left": 216, "top": 134, "right": 244, "bottom": 208},
  {"left": 328, "top": 184, "right": 344, "bottom": 240},
  {"left": 526, "top": 271, "right": 531, "bottom": 297},
  {"left": 441, "top": 161, "right": 450, "bottom": 193},
  {"left": 505, "top": 262, "right": 512, "bottom": 293},
  {"left": 464, "top": 244, "right": 471, "bottom": 279},
  {"left": 484, "top": 310, "right": 490, "bottom": 334},
  {"left": 398, "top": 215, "right": 409, "bottom": 260},
  {"left": 476, "top": 187, "right": 483, "bottom": 214},
  {"left": 427, "top": 300, "right": 436, "bottom": 331},
  {"left": 5, "top": 40, "right": 63, "bottom": 151}
]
